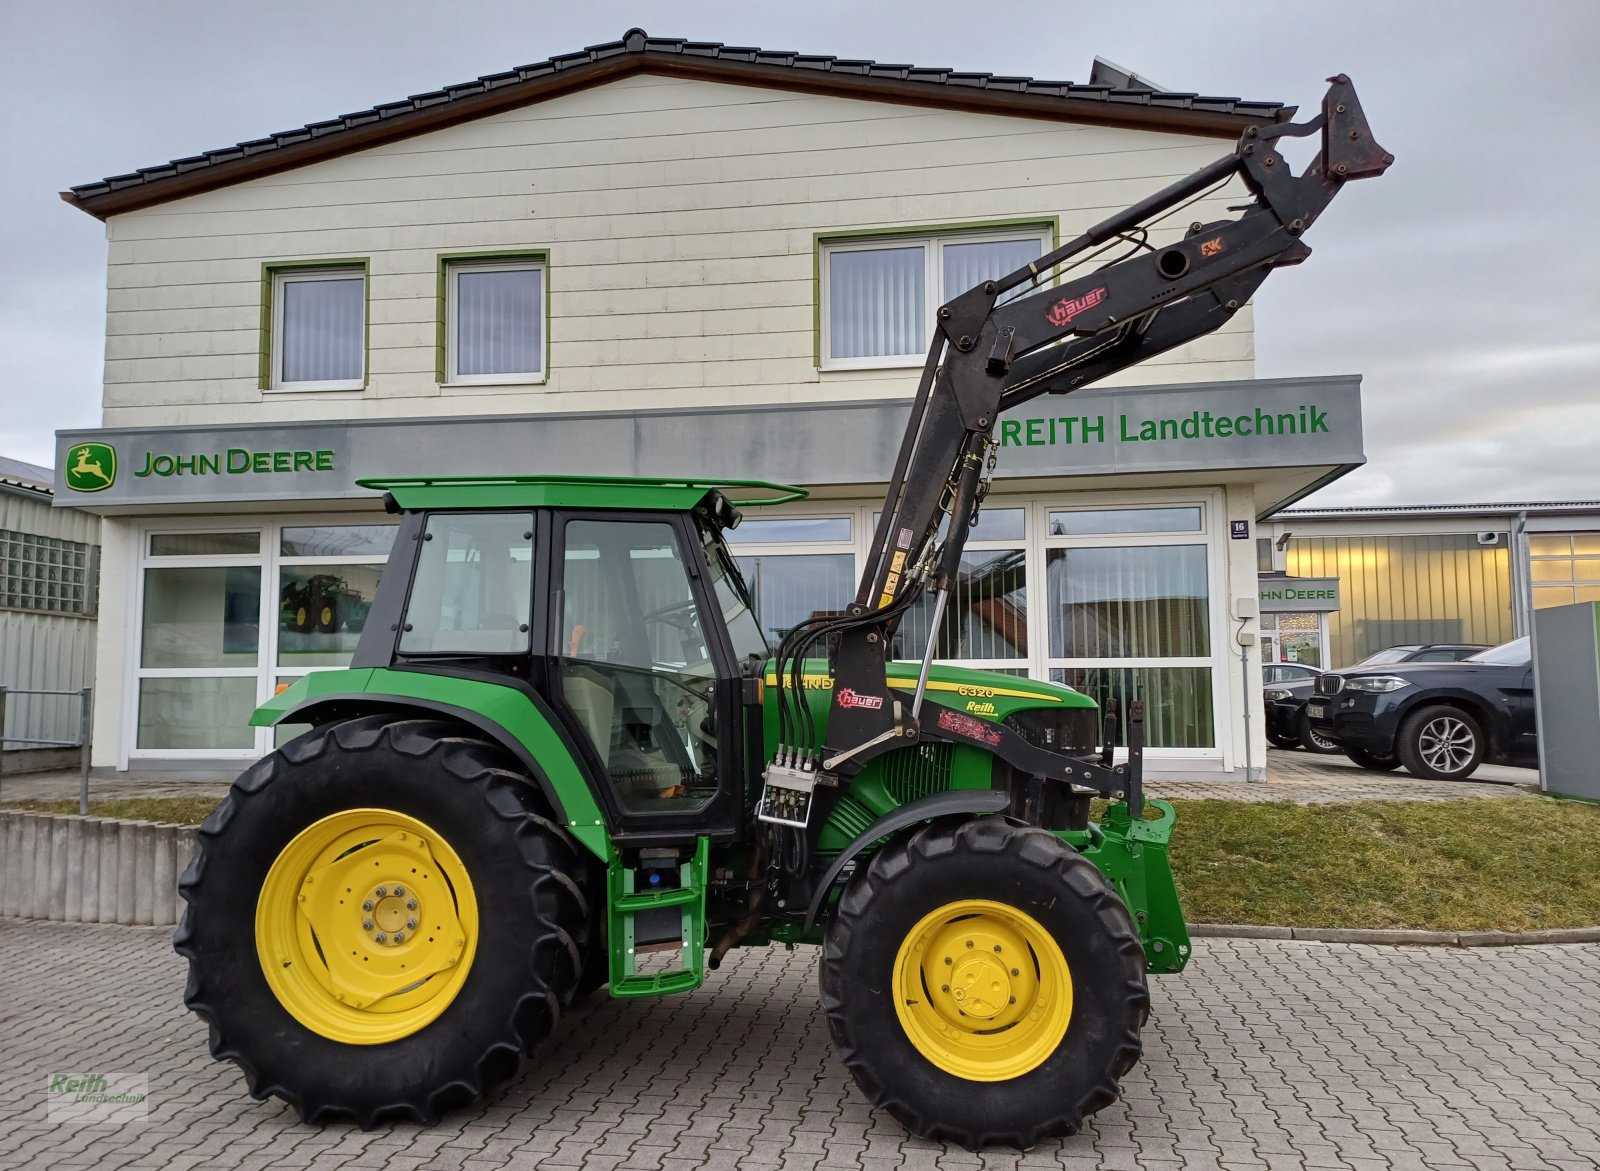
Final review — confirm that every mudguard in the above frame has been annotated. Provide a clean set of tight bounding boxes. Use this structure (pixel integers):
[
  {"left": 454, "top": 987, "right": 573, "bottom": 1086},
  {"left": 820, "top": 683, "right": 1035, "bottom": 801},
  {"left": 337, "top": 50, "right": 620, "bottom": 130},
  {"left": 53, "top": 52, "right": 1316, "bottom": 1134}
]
[{"left": 253, "top": 667, "right": 612, "bottom": 860}]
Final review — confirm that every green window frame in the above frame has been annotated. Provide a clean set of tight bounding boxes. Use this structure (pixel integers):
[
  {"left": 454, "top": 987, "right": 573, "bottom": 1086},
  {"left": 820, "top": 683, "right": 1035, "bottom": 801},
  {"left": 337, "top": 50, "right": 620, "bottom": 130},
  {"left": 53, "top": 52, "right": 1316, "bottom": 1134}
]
[
  {"left": 435, "top": 250, "right": 552, "bottom": 386},
  {"left": 258, "top": 258, "right": 370, "bottom": 392}
]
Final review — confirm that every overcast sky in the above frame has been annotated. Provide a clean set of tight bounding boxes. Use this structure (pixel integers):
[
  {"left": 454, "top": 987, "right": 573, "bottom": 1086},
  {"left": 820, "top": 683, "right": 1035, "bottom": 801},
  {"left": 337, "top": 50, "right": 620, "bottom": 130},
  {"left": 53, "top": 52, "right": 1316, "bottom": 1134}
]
[{"left": 2, "top": 0, "right": 1595, "bottom": 505}]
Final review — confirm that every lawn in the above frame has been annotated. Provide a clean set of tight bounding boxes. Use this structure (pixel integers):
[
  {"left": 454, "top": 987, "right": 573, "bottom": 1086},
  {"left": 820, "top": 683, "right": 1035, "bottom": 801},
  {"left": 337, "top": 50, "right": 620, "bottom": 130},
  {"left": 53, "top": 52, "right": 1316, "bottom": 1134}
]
[{"left": 5, "top": 793, "right": 1598, "bottom": 932}]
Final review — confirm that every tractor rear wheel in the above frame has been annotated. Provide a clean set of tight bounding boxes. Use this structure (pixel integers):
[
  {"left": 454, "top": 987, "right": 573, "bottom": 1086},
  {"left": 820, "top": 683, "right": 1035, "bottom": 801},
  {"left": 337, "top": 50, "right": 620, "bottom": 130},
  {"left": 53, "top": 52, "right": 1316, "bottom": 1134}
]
[
  {"left": 175, "top": 715, "right": 591, "bottom": 1126},
  {"left": 820, "top": 817, "right": 1148, "bottom": 1149}
]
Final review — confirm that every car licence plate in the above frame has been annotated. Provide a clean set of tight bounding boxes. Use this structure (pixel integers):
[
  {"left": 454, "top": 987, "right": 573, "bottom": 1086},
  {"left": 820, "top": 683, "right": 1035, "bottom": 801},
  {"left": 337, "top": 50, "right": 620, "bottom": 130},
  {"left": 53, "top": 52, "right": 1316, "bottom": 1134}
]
[{"left": 1306, "top": 701, "right": 1327, "bottom": 719}]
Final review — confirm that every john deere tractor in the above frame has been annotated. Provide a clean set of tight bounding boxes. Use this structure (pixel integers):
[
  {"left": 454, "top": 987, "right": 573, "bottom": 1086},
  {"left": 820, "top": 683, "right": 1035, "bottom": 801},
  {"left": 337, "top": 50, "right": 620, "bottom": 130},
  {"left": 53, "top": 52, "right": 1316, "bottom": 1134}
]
[{"left": 176, "top": 78, "right": 1388, "bottom": 1148}]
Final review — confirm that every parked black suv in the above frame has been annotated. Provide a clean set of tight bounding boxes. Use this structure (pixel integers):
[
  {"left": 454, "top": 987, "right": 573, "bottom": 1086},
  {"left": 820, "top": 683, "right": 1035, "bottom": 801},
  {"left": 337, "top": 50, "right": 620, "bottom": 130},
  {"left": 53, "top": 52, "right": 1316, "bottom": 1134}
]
[
  {"left": 1264, "top": 671, "right": 1341, "bottom": 754},
  {"left": 1348, "top": 643, "right": 1488, "bottom": 668},
  {"left": 1305, "top": 637, "right": 1537, "bottom": 780}
]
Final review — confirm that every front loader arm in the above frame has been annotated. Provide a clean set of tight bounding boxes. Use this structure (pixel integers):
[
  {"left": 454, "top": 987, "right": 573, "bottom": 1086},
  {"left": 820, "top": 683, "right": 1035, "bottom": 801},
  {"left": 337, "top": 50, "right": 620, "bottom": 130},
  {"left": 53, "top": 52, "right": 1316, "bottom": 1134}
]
[{"left": 775, "top": 75, "right": 1390, "bottom": 784}]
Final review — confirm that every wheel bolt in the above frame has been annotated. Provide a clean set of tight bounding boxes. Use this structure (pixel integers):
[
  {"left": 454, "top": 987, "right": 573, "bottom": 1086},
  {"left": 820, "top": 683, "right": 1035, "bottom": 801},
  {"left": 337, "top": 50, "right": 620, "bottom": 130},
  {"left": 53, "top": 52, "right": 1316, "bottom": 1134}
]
[
  {"left": 362, "top": 900, "right": 374, "bottom": 912},
  {"left": 1009, "top": 996, "right": 1017, "bottom": 1005},
  {"left": 406, "top": 918, "right": 418, "bottom": 930},
  {"left": 941, "top": 984, "right": 950, "bottom": 992},
  {"left": 965, "top": 940, "right": 974, "bottom": 949},
  {"left": 393, "top": 932, "right": 406, "bottom": 944},
  {"left": 943, "top": 957, "right": 952, "bottom": 965},
  {"left": 993, "top": 944, "right": 1002, "bottom": 953},
  {"left": 405, "top": 899, "right": 418, "bottom": 911},
  {"left": 393, "top": 886, "right": 406, "bottom": 897},
  {"left": 375, "top": 886, "right": 388, "bottom": 897},
  {"left": 1011, "top": 967, "right": 1020, "bottom": 976},
  {"left": 375, "top": 933, "right": 387, "bottom": 943},
  {"left": 362, "top": 919, "right": 375, "bottom": 931}
]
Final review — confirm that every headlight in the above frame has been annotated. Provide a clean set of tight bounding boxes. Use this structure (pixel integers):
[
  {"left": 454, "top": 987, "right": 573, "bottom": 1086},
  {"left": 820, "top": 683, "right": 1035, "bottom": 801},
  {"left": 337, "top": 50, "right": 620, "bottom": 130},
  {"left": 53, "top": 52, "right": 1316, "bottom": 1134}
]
[
  {"left": 1344, "top": 675, "right": 1410, "bottom": 693},
  {"left": 1264, "top": 688, "right": 1293, "bottom": 701}
]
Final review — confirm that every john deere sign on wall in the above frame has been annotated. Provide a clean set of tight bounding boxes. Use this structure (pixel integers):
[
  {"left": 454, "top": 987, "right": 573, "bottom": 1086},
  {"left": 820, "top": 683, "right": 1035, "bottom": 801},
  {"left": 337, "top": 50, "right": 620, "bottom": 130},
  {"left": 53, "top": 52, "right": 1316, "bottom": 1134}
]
[
  {"left": 1259, "top": 577, "right": 1341, "bottom": 612},
  {"left": 56, "top": 374, "right": 1362, "bottom": 508}
]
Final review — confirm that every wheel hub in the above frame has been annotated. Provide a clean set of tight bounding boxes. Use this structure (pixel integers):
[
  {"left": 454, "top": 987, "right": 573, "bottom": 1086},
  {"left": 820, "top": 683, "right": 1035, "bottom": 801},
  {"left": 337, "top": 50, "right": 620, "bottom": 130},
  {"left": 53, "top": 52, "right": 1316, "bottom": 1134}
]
[
  {"left": 893, "top": 899, "right": 1073, "bottom": 1082},
  {"left": 258, "top": 810, "right": 478, "bottom": 1044}
]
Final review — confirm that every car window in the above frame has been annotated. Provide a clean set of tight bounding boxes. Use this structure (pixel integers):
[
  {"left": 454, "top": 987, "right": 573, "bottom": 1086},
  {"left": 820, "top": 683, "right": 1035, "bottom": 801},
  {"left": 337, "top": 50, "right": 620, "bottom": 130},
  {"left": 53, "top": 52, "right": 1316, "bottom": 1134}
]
[
  {"left": 1465, "top": 637, "right": 1531, "bottom": 666},
  {"left": 1355, "top": 647, "right": 1414, "bottom": 665},
  {"left": 1412, "top": 650, "right": 1457, "bottom": 662}
]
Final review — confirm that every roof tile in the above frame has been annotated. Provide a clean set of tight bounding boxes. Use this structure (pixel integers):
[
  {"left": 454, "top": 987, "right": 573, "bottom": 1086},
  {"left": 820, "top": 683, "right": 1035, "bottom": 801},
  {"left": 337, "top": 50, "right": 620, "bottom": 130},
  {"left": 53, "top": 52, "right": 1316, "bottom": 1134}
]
[{"left": 66, "top": 29, "right": 1288, "bottom": 208}]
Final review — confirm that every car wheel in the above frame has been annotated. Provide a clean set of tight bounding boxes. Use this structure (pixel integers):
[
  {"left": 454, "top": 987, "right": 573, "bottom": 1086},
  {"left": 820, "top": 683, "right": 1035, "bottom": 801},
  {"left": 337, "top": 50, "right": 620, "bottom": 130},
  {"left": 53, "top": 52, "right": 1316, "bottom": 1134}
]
[
  {"left": 1266, "top": 728, "right": 1301, "bottom": 750},
  {"left": 1342, "top": 747, "right": 1401, "bottom": 772},
  {"left": 1396, "top": 705, "right": 1484, "bottom": 781},
  {"left": 1295, "top": 709, "right": 1341, "bottom": 755}
]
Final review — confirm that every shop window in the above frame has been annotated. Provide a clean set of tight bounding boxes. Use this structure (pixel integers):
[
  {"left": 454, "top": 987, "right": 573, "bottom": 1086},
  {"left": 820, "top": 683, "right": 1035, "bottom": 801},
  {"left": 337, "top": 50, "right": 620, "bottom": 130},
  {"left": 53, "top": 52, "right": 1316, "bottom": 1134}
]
[
  {"left": 268, "top": 265, "right": 366, "bottom": 391},
  {"left": 137, "top": 678, "right": 258, "bottom": 751},
  {"left": 888, "top": 509, "right": 1029, "bottom": 668},
  {"left": 1047, "top": 506, "right": 1203, "bottom": 536},
  {"left": 727, "top": 514, "right": 856, "bottom": 647},
  {"left": 1529, "top": 533, "right": 1600, "bottom": 609},
  {"left": 821, "top": 228, "right": 1048, "bottom": 367},
  {"left": 444, "top": 256, "right": 546, "bottom": 383},
  {"left": 280, "top": 525, "right": 397, "bottom": 558},
  {"left": 142, "top": 566, "right": 261, "bottom": 668},
  {"left": 1050, "top": 667, "right": 1214, "bottom": 749},
  {"left": 149, "top": 531, "right": 260, "bottom": 557},
  {"left": 1046, "top": 546, "right": 1210, "bottom": 659},
  {"left": 399, "top": 513, "right": 533, "bottom": 654},
  {"left": 277, "top": 564, "right": 384, "bottom": 667}
]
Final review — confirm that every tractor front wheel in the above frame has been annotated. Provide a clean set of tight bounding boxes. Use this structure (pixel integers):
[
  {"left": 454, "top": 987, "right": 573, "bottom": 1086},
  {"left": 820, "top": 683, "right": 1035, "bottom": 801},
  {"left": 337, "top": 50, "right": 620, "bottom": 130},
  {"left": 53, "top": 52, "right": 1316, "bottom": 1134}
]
[
  {"left": 820, "top": 817, "right": 1148, "bottom": 1149},
  {"left": 175, "top": 716, "right": 591, "bottom": 1126}
]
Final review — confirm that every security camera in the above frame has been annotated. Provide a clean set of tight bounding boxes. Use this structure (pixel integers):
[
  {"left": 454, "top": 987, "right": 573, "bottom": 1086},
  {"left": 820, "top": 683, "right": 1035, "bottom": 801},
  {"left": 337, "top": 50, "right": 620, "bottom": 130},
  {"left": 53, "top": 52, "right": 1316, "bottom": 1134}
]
[{"left": 1476, "top": 532, "right": 1500, "bottom": 546}]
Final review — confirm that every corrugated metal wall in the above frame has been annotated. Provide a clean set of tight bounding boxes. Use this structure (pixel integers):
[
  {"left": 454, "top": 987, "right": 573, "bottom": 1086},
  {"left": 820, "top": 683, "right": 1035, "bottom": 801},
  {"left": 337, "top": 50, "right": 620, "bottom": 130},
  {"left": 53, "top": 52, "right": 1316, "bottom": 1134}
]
[
  {"left": 0, "top": 488, "right": 99, "bottom": 748},
  {"left": 1286, "top": 534, "right": 1515, "bottom": 667}
]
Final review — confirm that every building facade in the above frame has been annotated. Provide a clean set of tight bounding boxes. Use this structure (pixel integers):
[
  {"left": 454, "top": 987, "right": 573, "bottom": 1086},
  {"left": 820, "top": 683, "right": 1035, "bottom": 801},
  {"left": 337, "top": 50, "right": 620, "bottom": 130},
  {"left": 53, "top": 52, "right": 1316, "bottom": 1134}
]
[
  {"left": 54, "top": 32, "right": 1360, "bottom": 779},
  {"left": 1261, "top": 502, "right": 1600, "bottom": 668},
  {"left": 0, "top": 457, "right": 100, "bottom": 766}
]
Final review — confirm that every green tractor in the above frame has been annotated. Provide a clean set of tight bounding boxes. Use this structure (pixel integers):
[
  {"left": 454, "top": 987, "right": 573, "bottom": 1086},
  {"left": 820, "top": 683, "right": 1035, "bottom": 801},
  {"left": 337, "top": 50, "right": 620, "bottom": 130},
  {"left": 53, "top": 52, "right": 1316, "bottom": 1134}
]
[{"left": 175, "top": 78, "right": 1387, "bottom": 1148}]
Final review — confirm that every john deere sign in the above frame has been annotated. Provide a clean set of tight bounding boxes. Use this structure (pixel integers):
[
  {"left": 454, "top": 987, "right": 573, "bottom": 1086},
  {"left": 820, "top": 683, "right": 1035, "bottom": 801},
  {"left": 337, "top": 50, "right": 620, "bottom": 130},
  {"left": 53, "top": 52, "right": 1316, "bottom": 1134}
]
[
  {"left": 54, "top": 374, "right": 1362, "bottom": 509},
  {"left": 1259, "top": 576, "right": 1341, "bottom": 612},
  {"left": 64, "top": 442, "right": 117, "bottom": 493}
]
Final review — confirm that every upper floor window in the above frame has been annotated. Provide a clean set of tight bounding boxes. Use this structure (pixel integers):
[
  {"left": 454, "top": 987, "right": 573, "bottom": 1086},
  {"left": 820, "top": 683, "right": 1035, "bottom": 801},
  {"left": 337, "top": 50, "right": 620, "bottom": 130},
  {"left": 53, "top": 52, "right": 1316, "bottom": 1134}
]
[
  {"left": 444, "top": 255, "right": 546, "bottom": 384},
  {"left": 820, "top": 227, "right": 1050, "bottom": 369},
  {"left": 268, "top": 264, "right": 366, "bottom": 392}
]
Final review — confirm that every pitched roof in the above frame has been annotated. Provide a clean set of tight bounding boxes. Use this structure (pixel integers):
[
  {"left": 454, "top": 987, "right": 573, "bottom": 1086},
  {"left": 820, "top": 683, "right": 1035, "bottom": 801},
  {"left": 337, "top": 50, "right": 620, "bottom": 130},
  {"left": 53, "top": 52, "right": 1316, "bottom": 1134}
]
[
  {"left": 63, "top": 28, "right": 1290, "bottom": 220},
  {"left": 0, "top": 455, "right": 53, "bottom": 496}
]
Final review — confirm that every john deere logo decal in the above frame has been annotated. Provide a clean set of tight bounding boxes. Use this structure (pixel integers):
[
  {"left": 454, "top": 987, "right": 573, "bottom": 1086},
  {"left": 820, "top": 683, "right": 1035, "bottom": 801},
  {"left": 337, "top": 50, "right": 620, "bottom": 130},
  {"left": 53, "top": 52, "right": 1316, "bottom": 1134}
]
[{"left": 65, "top": 443, "right": 116, "bottom": 492}]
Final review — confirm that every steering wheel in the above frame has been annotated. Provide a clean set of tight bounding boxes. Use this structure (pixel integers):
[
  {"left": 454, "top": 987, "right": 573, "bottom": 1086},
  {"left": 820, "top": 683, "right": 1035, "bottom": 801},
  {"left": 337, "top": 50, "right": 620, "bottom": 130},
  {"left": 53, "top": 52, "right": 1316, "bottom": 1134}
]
[{"left": 639, "top": 597, "right": 699, "bottom": 627}]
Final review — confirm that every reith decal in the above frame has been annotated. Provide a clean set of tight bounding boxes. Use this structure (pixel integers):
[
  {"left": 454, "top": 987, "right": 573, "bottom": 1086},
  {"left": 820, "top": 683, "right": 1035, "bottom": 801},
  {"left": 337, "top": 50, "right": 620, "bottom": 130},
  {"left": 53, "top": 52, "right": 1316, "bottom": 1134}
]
[
  {"left": 1046, "top": 286, "right": 1106, "bottom": 327},
  {"left": 836, "top": 688, "right": 884, "bottom": 711},
  {"left": 64, "top": 443, "right": 117, "bottom": 493},
  {"left": 936, "top": 708, "right": 1003, "bottom": 746}
]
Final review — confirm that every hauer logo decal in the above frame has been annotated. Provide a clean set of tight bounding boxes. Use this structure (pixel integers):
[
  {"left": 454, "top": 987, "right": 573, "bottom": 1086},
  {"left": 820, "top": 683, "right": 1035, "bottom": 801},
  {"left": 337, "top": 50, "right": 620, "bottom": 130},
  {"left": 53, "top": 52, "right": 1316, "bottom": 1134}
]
[
  {"left": 835, "top": 688, "right": 884, "bottom": 711},
  {"left": 1046, "top": 286, "right": 1106, "bottom": 327},
  {"left": 64, "top": 443, "right": 117, "bottom": 493}
]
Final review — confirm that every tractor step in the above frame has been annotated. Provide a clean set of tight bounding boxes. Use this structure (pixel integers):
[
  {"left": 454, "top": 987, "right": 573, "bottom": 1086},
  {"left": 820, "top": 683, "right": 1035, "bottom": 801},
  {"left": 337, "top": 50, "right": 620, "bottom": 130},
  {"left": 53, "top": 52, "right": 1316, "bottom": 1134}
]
[{"left": 605, "top": 837, "right": 710, "bottom": 999}]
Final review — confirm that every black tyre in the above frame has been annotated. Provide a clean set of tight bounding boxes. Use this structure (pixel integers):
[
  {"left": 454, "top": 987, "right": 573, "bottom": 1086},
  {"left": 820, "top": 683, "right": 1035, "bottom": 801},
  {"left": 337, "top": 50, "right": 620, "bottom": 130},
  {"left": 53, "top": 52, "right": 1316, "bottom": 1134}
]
[
  {"left": 1296, "top": 709, "right": 1342, "bottom": 755},
  {"left": 820, "top": 817, "right": 1148, "bottom": 1150},
  {"left": 1396, "top": 704, "right": 1484, "bottom": 780},
  {"left": 175, "top": 715, "right": 592, "bottom": 1126},
  {"left": 1265, "top": 727, "right": 1301, "bottom": 750},
  {"left": 1343, "top": 746, "right": 1401, "bottom": 772}
]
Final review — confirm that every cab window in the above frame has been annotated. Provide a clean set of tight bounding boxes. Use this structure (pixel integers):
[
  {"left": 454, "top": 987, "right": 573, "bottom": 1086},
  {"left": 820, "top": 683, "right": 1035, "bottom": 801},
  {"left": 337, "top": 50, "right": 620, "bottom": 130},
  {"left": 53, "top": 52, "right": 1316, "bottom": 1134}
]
[
  {"left": 558, "top": 519, "right": 720, "bottom": 812},
  {"left": 399, "top": 513, "right": 532, "bottom": 654}
]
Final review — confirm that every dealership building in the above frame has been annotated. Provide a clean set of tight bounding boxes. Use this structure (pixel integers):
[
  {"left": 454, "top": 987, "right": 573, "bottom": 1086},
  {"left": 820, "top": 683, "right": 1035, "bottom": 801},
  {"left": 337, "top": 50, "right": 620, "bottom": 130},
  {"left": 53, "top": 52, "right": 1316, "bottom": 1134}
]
[{"left": 55, "top": 32, "right": 1368, "bottom": 780}]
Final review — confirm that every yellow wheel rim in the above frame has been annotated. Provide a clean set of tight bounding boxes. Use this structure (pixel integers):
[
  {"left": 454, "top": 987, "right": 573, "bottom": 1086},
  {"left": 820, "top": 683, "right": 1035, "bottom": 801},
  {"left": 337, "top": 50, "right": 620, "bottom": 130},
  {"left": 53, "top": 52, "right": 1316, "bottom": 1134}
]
[
  {"left": 320, "top": 606, "right": 334, "bottom": 627},
  {"left": 255, "top": 808, "right": 478, "bottom": 1045},
  {"left": 892, "top": 898, "right": 1073, "bottom": 1082},
  {"left": 296, "top": 606, "right": 308, "bottom": 627}
]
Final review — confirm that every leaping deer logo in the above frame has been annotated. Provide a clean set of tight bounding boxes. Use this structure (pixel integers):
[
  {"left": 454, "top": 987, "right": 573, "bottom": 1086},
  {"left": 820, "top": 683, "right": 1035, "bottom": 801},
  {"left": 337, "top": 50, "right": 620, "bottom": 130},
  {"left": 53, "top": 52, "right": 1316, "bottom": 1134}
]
[{"left": 65, "top": 443, "right": 117, "bottom": 492}]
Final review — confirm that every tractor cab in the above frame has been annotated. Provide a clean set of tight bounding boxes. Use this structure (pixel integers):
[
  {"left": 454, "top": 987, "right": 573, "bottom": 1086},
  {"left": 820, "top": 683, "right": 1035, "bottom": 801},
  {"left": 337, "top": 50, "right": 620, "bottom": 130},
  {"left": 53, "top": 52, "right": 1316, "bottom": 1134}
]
[{"left": 338, "top": 474, "right": 803, "bottom": 843}]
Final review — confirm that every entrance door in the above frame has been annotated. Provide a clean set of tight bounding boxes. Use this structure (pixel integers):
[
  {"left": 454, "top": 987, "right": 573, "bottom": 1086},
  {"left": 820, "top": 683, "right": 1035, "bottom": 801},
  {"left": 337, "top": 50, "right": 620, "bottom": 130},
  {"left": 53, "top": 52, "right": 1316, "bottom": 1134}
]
[
  {"left": 551, "top": 514, "right": 742, "bottom": 836},
  {"left": 1272, "top": 612, "right": 1327, "bottom": 669}
]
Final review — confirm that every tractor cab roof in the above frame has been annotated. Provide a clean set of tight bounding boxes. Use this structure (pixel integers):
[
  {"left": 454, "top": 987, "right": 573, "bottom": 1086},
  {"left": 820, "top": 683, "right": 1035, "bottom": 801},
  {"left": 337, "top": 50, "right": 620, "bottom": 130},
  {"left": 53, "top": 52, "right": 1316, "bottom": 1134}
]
[{"left": 358, "top": 474, "right": 808, "bottom": 517}]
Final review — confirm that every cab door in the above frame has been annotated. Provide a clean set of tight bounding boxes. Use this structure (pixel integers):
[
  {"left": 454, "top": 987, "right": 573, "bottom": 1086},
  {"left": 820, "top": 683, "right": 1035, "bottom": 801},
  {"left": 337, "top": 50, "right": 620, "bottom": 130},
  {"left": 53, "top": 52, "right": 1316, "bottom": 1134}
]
[{"left": 546, "top": 511, "right": 744, "bottom": 840}]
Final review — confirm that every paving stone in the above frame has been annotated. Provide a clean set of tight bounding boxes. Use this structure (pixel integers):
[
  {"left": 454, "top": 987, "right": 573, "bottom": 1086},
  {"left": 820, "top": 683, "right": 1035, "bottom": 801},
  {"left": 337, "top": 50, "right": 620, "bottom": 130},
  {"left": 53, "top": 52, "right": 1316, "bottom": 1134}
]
[{"left": 1, "top": 920, "right": 1596, "bottom": 1170}]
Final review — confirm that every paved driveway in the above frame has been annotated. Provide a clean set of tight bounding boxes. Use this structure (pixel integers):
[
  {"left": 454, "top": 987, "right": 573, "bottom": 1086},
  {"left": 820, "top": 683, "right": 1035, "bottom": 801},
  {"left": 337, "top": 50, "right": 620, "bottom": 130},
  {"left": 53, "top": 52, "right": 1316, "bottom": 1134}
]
[{"left": 2, "top": 920, "right": 1597, "bottom": 1171}]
